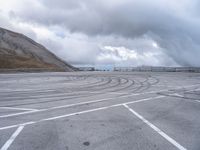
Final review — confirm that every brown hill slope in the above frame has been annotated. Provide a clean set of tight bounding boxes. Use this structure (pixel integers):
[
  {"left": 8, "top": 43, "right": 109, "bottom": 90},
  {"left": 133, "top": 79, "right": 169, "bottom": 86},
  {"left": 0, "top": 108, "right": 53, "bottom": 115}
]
[{"left": 0, "top": 27, "right": 75, "bottom": 71}]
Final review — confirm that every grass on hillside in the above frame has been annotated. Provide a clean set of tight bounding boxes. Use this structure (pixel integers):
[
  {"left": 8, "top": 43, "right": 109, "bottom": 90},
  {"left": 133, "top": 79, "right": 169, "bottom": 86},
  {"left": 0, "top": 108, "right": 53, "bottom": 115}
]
[{"left": 0, "top": 54, "right": 61, "bottom": 70}]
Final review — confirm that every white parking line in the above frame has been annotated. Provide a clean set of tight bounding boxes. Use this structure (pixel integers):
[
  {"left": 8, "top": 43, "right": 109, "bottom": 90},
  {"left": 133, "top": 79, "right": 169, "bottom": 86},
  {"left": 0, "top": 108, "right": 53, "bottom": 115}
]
[
  {"left": 167, "top": 92, "right": 200, "bottom": 104},
  {"left": 41, "top": 96, "right": 165, "bottom": 122},
  {"left": 1, "top": 83, "right": 198, "bottom": 119},
  {"left": 0, "top": 96, "right": 164, "bottom": 131},
  {"left": 45, "top": 91, "right": 164, "bottom": 110},
  {"left": 0, "top": 125, "right": 24, "bottom": 150},
  {"left": 0, "top": 122, "right": 35, "bottom": 131},
  {"left": 0, "top": 84, "right": 199, "bottom": 131},
  {"left": 123, "top": 104, "right": 187, "bottom": 150},
  {"left": 0, "top": 107, "right": 38, "bottom": 111},
  {"left": 0, "top": 90, "right": 165, "bottom": 118},
  {"left": 194, "top": 100, "right": 200, "bottom": 103},
  {"left": 0, "top": 110, "right": 39, "bottom": 118}
]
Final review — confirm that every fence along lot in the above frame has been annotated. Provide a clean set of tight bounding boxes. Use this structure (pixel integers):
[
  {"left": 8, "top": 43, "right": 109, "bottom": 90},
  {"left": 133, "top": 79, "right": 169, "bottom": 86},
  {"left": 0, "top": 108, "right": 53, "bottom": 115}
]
[{"left": 114, "top": 66, "right": 200, "bottom": 72}]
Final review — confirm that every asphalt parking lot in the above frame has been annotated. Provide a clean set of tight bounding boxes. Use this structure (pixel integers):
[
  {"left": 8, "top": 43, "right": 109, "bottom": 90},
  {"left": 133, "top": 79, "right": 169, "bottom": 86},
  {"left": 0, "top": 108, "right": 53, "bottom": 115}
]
[{"left": 0, "top": 71, "right": 200, "bottom": 150}]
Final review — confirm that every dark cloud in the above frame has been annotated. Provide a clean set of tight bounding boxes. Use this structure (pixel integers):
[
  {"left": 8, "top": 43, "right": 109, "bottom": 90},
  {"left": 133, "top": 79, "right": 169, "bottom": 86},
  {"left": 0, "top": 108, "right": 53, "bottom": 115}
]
[{"left": 0, "top": 0, "right": 200, "bottom": 67}]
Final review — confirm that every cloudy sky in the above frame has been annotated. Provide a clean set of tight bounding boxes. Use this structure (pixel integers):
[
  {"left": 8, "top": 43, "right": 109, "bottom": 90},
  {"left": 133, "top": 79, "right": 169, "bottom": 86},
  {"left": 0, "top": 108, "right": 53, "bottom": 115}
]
[{"left": 0, "top": 0, "right": 200, "bottom": 68}]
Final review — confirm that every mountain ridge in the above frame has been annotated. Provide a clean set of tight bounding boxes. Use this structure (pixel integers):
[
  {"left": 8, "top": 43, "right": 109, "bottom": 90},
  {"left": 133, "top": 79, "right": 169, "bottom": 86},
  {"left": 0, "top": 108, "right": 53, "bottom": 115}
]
[{"left": 0, "top": 27, "right": 75, "bottom": 71}]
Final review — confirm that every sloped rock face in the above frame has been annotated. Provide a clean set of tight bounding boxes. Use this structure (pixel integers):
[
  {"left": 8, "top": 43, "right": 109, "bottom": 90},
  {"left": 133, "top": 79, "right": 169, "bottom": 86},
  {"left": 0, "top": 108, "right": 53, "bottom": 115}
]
[{"left": 0, "top": 27, "right": 75, "bottom": 71}]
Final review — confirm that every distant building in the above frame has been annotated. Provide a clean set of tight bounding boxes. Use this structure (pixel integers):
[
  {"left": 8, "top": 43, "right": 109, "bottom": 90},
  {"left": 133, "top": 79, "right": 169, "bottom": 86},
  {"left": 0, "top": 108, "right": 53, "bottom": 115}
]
[{"left": 78, "top": 67, "right": 95, "bottom": 71}]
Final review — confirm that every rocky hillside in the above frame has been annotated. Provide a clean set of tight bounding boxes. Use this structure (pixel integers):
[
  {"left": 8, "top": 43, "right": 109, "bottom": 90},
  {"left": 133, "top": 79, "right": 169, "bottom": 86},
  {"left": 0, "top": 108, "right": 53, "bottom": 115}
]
[{"left": 0, "top": 27, "right": 75, "bottom": 71}]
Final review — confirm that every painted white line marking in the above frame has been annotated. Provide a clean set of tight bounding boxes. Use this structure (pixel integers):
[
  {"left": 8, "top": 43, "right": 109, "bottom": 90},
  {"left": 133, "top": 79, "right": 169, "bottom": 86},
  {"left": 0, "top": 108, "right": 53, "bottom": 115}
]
[
  {"left": 0, "top": 122, "right": 34, "bottom": 131},
  {"left": 125, "top": 96, "right": 165, "bottom": 105},
  {"left": 0, "top": 83, "right": 199, "bottom": 119},
  {"left": 41, "top": 96, "right": 164, "bottom": 122},
  {"left": 0, "top": 125, "right": 24, "bottom": 150},
  {"left": 167, "top": 90, "right": 200, "bottom": 104},
  {"left": 86, "top": 91, "right": 128, "bottom": 95},
  {"left": 173, "top": 93, "right": 183, "bottom": 97},
  {"left": 0, "top": 110, "right": 39, "bottom": 118},
  {"left": 0, "top": 107, "right": 38, "bottom": 111},
  {"left": 0, "top": 89, "right": 55, "bottom": 93},
  {"left": 0, "top": 89, "right": 164, "bottom": 119},
  {"left": 123, "top": 104, "right": 187, "bottom": 150},
  {"left": 168, "top": 93, "right": 184, "bottom": 97},
  {"left": 0, "top": 96, "right": 164, "bottom": 131},
  {"left": 42, "top": 105, "right": 120, "bottom": 121}
]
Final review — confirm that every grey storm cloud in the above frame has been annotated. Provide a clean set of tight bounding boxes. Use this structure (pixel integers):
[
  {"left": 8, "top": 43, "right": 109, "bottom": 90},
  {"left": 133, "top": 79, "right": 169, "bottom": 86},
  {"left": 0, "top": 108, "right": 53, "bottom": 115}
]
[{"left": 0, "top": 0, "right": 200, "bottom": 67}]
